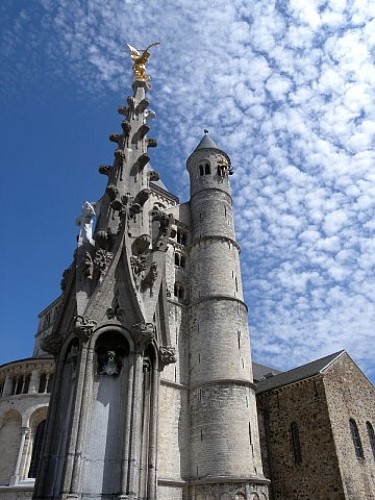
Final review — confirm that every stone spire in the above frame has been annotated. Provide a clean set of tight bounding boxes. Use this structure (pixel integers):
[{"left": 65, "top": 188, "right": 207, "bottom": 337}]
[{"left": 33, "top": 53, "right": 176, "bottom": 500}]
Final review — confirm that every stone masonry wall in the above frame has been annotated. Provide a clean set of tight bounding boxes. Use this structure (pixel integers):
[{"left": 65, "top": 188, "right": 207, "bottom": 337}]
[
  {"left": 323, "top": 353, "right": 375, "bottom": 499},
  {"left": 257, "top": 376, "right": 345, "bottom": 500}
]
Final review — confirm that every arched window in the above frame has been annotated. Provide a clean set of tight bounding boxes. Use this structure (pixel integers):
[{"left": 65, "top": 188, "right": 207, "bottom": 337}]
[
  {"left": 204, "top": 162, "right": 211, "bottom": 175},
  {"left": 349, "top": 419, "right": 364, "bottom": 458},
  {"left": 366, "top": 421, "right": 375, "bottom": 460},
  {"left": 199, "top": 165, "right": 204, "bottom": 176},
  {"left": 290, "top": 421, "right": 302, "bottom": 463},
  {"left": 28, "top": 420, "right": 46, "bottom": 478}
]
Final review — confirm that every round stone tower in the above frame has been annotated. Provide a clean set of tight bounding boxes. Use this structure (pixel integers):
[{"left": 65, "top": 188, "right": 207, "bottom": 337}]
[{"left": 187, "top": 133, "right": 269, "bottom": 499}]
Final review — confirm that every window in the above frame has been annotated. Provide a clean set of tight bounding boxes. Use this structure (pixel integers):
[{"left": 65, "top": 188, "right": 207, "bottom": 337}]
[
  {"left": 176, "top": 228, "right": 187, "bottom": 246},
  {"left": 28, "top": 420, "right": 46, "bottom": 478},
  {"left": 349, "top": 419, "right": 364, "bottom": 458},
  {"left": 174, "top": 253, "right": 186, "bottom": 268},
  {"left": 174, "top": 282, "right": 185, "bottom": 301},
  {"left": 198, "top": 163, "right": 211, "bottom": 176},
  {"left": 39, "top": 374, "right": 47, "bottom": 393},
  {"left": 290, "top": 421, "right": 302, "bottom": 463},
  {"left": 366, "top": 421, "right": 375, "bottom": 460}
]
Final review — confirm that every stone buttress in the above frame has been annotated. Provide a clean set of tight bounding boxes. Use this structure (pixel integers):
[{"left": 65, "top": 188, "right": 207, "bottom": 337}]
[
  {"left": 186, "top": 134, "right": 270, "bottom": 499},
  {"left": 33, "top": 78, "right": 177, "bottom": 500}
]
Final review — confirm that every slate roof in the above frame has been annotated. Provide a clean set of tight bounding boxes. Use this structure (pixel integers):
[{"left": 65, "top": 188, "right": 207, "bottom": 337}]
[
  {"left": 252, "top": 361, "right": 282, "bottom": 382},
  {"left": 256, "top": 350, "right": 345, "bottom": 394},
  {"left": 194, "top": 133, "right": 221, "bottom": 151}
]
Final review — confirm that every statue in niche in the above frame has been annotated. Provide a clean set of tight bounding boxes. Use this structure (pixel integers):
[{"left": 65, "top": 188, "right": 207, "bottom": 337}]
[
  {"left": 126, "top": 42, "right": 160, "bottom": 82},
  {"left": 76, "top": 201, "right": 97, "bottom": 246},
  {"left": 98, "top": 350, "right": 120, "bottom": 376}
]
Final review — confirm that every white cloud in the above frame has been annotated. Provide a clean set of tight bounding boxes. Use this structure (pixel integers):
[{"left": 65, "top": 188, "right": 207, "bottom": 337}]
[{"left": 1, "top": 0, "right": 374, "bottom": 381}]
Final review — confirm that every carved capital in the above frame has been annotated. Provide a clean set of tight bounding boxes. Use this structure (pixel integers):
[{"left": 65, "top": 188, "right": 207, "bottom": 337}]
[
  {"left": 132, "top": 322, "right": 155, "bottom": 350},
  {"left": 158, "top": 346, "right": 177, "bottom": 370},
  {"left": 74, "top": 316, "right": 97, "bottom": 342}
]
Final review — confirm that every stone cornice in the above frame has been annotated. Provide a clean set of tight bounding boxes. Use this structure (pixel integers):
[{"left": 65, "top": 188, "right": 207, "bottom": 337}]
[{"left": 189, "top": 294, "right": 248, "bottom": 312}]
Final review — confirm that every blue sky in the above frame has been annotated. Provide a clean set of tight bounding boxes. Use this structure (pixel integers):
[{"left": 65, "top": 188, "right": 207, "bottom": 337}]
[{"left": 0, "top": 0, "right": 374, "bottom": 383}]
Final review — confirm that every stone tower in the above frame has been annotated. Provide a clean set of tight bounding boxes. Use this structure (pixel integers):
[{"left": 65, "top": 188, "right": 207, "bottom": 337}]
[
  {"left": 186, "top": 136, "right": 269, "bottom": 499},
  {"left": 32, "top": 53, "right": 269, "bottom": 500}
]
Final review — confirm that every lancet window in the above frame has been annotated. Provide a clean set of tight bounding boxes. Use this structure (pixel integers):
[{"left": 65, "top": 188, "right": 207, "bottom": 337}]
[
  {"left": 290, "top": 421, "right": 302, "bottom": 463},
  {"left": 349, "top": 418, "right": 364, "bottom": 458},
  {"left": 366, "top": 421, "right": 375, "bottom": 460}
]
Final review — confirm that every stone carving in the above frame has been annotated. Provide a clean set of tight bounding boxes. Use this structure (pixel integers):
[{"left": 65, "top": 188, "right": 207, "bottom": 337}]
[
  {"left": 130, "top": 254, "right": 148, "bottom": 277},
  {"left": 151, "top": 207, "right": 174, "bottom": 252},
  {"left": 106, "top": 184, "right": 119, "bottom": 201},
  {"left": 136, "top": 98, "right": 149, "bottom": 113},
  {"left": 76, "top": 201, "right": 96, "bottom": 246},
  {"left": 135, "top": 123, "right": 150, "bottom": 141},
  {"left": 74, "top": 316, "right": 97, "bottom": 342},
  {"left": 126, "top": 42, "right": 160, "bottom": 82},
  {"left": 147, "top": 138, "right": 157, "bottom": 148},
  {"left": 141, "top": 262, "right": 158, "bottom": 297},
  {"left": 135, "top": 152, "right": 150, "bottom": 171},
  {"left": 121, "top": 121, "right": 131, "bottom": 135},
  {"left": 129, "top": 202, "right": 142, "bottom": 219},
  {"left": 106, "top": 291, "right": 125, "bottom": 322},
  {"left": 99, "top": 164, "right": 112, "bottom": 176},
  {"left": 60, "top": 268, "right": 70, "bottom": 291},
  {"left": 118, "top": 105, "right": 128, "bottom": 115},
  {"left": 149, "top": 170, "right": 160, "bottom": 182},
  {"left": 41, "top": 332, "right": 62, "bottom": 356},
  {"left": 127, "top": 96, "right": 135, "bottom": 110},
  {"left": 114, "top": 149, "right": 126, "bottom": 178},
  {"left": 132, "top": 234, "right": 151, "bottom": 255},
  {"left": 158, "top": 346, "right": 177, "bottom": 370},
  {"left": 95, "top": 230, "right": 111, "bottom": 251},
  {"left": 145, "top": 109, "right": 156, "bottom": 120},
  {"left": 93, "top": 249, "right": 113, "bottom": 280},
  {"left": 83, "top": 251, "right": 94, "bottom": 278},
  {"left": 109, "top": 133, "right": 123, "bottom": 145},
  {"left": 133, "top": 188, "right": 150, "bottom": 207},
  {"left": 132, "top": 322, "right": 155, "bottom": 349},
  {"left": 98, "top": 350, "right": 120, "bottom": 376}
]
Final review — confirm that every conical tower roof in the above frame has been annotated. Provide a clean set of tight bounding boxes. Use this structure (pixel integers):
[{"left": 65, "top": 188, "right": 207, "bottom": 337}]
[{"left": 194, "top": 131, "right": 221, "bottom": 151}]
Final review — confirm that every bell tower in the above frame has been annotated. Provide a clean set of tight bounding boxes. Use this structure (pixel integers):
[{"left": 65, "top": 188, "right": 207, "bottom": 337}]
[{"left": 187, "top": 132, "right": 269, "bottom": 498}]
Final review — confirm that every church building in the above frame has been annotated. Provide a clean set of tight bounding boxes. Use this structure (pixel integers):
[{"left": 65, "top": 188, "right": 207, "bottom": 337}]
[{"left": 0, "top": 49, "right": 374, "bottom": 500}]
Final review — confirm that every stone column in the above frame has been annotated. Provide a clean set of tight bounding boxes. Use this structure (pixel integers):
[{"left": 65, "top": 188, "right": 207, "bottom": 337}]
[
  {"left": 29, "top": 369, "right": 40, "bottom": 394},
  {"left": 2, "top": 375, "right": 13, "bottom": 397},
  {"left": 10, "top": 427, "right": 30, "bottom": 485}
]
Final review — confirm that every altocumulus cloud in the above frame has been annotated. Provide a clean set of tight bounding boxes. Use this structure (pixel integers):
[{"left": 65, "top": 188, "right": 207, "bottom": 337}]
[{"left": 0, "top": 0, "right": 374, "bottom": 379}]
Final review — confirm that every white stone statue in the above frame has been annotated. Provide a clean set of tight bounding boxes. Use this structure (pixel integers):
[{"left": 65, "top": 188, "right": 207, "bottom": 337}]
[{"left": 76, "top": 201, "right": 96, "bottom": 246}]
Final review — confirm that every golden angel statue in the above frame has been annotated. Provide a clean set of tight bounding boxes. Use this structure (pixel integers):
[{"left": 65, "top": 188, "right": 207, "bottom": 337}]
[{"left": 126, "top": 42, "right": 160, "bottom": 81}]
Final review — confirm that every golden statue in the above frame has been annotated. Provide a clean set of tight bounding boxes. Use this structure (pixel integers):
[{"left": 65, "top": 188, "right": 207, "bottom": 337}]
[{"left": 126, "top": 42, "right": 160, "bottom": 81}]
